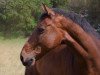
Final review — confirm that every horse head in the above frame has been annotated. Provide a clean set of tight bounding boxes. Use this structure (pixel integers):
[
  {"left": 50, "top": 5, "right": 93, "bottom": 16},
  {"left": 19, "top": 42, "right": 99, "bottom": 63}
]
[{"left": 20, "top": 4, "right": 68, "bottom": 67}]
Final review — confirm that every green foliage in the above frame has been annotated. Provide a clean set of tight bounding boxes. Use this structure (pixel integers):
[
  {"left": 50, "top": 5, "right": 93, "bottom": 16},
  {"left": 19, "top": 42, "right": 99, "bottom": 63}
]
[
  {"left": 86, "top": 0, "right": 100, "bottom": 31},
  {"left": 67, "top": 0, "right": 100, "bottom": 33},
  {"left": 0, "top": 0, "right": 51, "bottom": 37},
  {"left": 50, "top": 0, "right": 68, "bottom": 9},
  {"left": 0, "top": 0, "right": 99, "bottom": 38}
]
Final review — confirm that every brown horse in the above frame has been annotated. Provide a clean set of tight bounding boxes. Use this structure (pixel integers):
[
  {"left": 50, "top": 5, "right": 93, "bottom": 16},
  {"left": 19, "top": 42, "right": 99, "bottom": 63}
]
[{"left": 20, "top": 4, "right": 100, "bottom": 75}]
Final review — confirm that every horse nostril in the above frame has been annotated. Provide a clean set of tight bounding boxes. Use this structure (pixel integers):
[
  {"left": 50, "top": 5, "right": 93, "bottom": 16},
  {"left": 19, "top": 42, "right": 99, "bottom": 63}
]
[{"left": 30, "top": 59, "right": 33, "bottom": 62}]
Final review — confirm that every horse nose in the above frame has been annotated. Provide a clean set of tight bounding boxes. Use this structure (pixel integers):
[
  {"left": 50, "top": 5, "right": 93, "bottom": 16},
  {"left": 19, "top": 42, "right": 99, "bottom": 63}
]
[{"left": 20, "top": 55, "right": 33, "bottom": 66}]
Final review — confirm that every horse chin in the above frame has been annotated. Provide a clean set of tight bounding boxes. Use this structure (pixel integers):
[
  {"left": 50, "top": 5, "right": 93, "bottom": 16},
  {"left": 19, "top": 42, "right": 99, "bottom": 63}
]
[
  {"left": 29, "top": 57, "right": 36, "bottom": 67},
  {"left": 30, "top": 59, "right": 36, "bottom": 67}
]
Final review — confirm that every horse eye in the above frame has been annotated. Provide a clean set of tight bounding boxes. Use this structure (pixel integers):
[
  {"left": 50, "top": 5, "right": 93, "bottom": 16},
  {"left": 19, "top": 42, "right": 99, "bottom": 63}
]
[{"left": 37, "top": 28, "right": 45, "bottom": 34}]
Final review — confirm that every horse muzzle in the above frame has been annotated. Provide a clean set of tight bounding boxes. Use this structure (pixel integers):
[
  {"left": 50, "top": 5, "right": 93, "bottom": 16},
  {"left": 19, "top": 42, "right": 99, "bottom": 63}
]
[
  {"left": 20, "top": 54, "right": 36, "bottom": 67},
  {"left": 20, "top": 45, "right": 42, "bottom": 66}
]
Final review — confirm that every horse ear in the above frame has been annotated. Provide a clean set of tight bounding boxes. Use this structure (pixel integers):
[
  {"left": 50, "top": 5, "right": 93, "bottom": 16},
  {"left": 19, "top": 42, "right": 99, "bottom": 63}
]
[{"left": 41, "top": 3, "right": 55, "bottom": 16}]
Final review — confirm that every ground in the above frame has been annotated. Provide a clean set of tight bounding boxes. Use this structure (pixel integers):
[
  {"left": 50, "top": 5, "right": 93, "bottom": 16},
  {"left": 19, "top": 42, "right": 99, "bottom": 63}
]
[{"left": 0, "top": 37, "right": 26, "bottom": 75}]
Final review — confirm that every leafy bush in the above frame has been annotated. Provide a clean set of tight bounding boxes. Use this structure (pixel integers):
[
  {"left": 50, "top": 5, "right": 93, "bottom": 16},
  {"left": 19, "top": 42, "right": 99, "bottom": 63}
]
[
  {"left": 0, "top": 0, "right": 99, "bottom": 38},
  {"left": 0, "top": 0, "right": 51, "bottom": 37}
]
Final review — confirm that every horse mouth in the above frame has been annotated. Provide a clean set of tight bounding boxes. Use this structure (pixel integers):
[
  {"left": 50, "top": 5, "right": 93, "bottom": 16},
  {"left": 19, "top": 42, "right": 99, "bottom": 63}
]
[{"left": 21, "top": 55, "right": 36, "bottom": 67}]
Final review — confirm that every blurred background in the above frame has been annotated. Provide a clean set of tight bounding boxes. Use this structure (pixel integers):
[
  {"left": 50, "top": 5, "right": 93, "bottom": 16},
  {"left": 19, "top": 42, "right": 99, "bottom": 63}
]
[{"left": 0, "top": 0, "right": 100, "bottom": 75}]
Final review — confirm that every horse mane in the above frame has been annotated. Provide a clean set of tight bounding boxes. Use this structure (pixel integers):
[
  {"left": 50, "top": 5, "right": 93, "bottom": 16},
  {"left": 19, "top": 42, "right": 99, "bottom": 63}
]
[{"left": 40, "top": 8, "right": 100, "bottom": 39}]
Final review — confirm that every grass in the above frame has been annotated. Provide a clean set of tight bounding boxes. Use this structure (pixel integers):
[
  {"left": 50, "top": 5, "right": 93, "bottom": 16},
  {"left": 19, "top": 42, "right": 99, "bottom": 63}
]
[{"left": 0, "top": 37, "right": 27, "bottom": 75}]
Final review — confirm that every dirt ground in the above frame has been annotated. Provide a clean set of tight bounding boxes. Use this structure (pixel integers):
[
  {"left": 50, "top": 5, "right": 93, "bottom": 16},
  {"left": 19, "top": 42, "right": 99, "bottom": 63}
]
[{"left": 0, "top": 38, "right": 26, "bottom": 75}]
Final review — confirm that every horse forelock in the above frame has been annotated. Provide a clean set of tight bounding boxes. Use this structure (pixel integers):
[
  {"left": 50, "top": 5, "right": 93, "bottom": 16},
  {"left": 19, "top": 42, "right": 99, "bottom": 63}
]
[{"left": 39, "top": 13, "right": 51, "bottom": 21}]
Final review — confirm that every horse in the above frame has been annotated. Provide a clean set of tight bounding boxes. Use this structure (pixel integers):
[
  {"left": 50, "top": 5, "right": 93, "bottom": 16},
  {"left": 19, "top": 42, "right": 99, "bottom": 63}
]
[{"left": 20, "top": 4, "right": 100, "bottom": 75}]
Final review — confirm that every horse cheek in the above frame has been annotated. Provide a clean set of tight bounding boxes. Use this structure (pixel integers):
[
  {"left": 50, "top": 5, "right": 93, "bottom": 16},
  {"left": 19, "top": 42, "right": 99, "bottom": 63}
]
[
  {"left": 45, "top": 31, "right": 63, "bottom": 48},
  {"left": 39, "top": 34, "right": 52, "bottom": 48}
]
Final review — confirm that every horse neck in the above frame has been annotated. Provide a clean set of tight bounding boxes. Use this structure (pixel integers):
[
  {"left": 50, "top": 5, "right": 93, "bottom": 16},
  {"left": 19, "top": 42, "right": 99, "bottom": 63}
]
[
  {"left": 35, "top": 45, "right": 88, "bottom": 75},
  {"left": 60, "top": 17, "right": 100, "bottom": 74}
]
